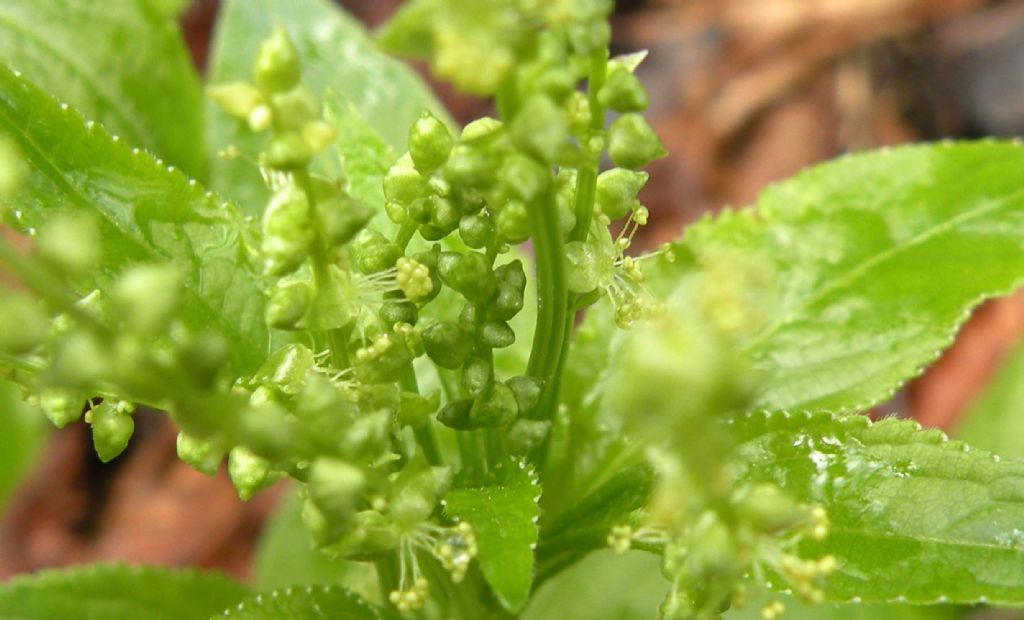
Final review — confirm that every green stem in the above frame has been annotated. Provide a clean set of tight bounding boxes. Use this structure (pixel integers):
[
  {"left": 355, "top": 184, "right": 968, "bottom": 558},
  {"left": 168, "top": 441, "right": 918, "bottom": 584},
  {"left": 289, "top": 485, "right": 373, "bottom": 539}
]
[
  {"left": 294, "top": 169, "right": 348, "bottom": 368},
  {"left": 525, "top": 188, "right": 569, "bottom": 418}
]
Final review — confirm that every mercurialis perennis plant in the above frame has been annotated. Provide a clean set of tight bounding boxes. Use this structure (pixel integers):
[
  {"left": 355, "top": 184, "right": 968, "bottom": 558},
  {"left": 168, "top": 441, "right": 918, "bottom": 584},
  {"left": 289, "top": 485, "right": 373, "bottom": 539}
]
[{"left": 6, "top": 1, "right": 1024, "bottom": 619}]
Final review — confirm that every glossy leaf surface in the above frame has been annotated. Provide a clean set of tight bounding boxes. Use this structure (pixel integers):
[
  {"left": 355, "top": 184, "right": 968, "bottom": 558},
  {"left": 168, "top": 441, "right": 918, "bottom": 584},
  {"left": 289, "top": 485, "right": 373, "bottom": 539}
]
[
  {"left": 207, "top": 0, "right": 450, "bottom": 212},
  {"left": 0, "top": 65, "right": 267, "bottom": 377},
  {"left": 734, "top": 410, "right": 1024, "bottom": 604},
  {"left": 684, "top": 142, "right": 1024, "bottom": 412},
  {"left": 567, "top": 141, "right": 1024, "bottom": 418},
  {"left": 0, "top": 0, "right": 206, "bottom": 177},
  {"left": 444, "top": 459, "right": 541, "bottom": 612},
  {"left": 219, "top": 585, "right": 399, "bottom": 620},
  {"left": 0, "top": 564, "right": 246, "bottom": 619}
]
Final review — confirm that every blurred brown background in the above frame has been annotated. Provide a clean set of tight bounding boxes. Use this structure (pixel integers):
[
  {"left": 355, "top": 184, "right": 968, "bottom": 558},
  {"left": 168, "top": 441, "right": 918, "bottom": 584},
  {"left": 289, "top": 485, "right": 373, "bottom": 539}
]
[{"left": 4, "top": 0, "right": 1024, "bottom": 582}]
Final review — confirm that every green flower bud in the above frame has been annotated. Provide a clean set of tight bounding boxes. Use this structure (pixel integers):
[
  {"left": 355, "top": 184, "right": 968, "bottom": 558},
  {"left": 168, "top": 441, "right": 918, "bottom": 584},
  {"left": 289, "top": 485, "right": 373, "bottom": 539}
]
[
  {"left": 302, "top": 120, "right": 338, "bottom": 155},
  {"left": 422, "top": 322, "right": 474, "bottom": 369},
  {"left": 506, "top": 418, "right": 550, "bottom": 454},
  {"left": 239, "top": 401, "right": 297, "bottom": 461},
  {"left": 228, "top": 446, "right": 273, "bottom": 501},
  {"left": 734, "top": 483, "right": 807, "bottom": 535},
  {"left": 270, "top": 85, "right": 320, "bottom": 131},
  {"left": 462, "top": 353, "right": 493, "bottom": 396},
  {"left": 262, "top": 185, "right": 314, "bottom": 276},
  {"left": 112, "top": 264, "right": 182, "bottom": 335},
  {"left": 353, "top": 332, "right": 413, "bottom": 384},
  {"left": 437, "top": 397, "right": 473, "bottom": 430},
  {"left": 565, "top": 91, "right": 592, "bottom": 136},
  {"left": 506, "top": 375, "right": 544, "bottom": 418},
  {"left": 176, "top": 332, "right": 229, "bottom": 389},
  {"left": 87, "top": 402, "right": 134, "bottom": 463},
  {"left": 266, "top": 281, "right": 311, "bottom": 330},
  {"left": 176, "top": 431, "right": 223, "bottom": 476},
  {"left": 499, "top": 152, "right": 550, "bottom": 202},
  {"left": 262, "top": 131, "right": 311, "bottom": 170},
  {"left": 688, "top": 511, "right": 738, "bottom": 580},
  {"left": 351, "top": 229, "right": 401, "bottom": 274},
  {"left": 445, "top": 144, "right": 497, "bottom": 190},
  {"left": 461, "top": 117, "right": 503, "bottom": 143},
  {"left": 308, "top": 458, "right": 365, "bottom": 525},
  {"left": 492, "top": 260, "right": 527, "bottom": 320},
  {"left": 341, "top": 409, "right": 392, "bottom": 463},
  {"left": 253, "top": 26, "right": 301, "bottom": 93},
  {"left": 568, "top": 18, "right": 611, "bottom": 55},
  {"left": 608, "top": 113, "right": 667, "bottom": 170},
  {"left": 458, "top": 212, "right": 495, "bottom": 249},
  {"left": 301, "top": 495, "right": 345, "bottom": 547},
  {"left": 496, "top": 200, "right": 530, "bottom": 244},
  {"left": 511, "top": 94, "right": 568, "bottom": 163},
  {"left": 481, "top": 319, "right": 514, "bottom": 348},
  {"left": 438, "top": 251, "right": 496, "bottom": 302},
  {"left": 565, "top": 240, "right": 602, "bottom": 293},
  {"left": 253, "top": 343, "right": 316, "bottom": 396},
  {"left": 36, "top": 214, "right": 100, "bottom": 277},
  {"left": 536, "top": 66, "right": 576, "bottom": 104},
  {"left": 429, "top": 195, "right": 460, "bottom": 233},
  {"left": 468, "top": 382, "right": 518, "bottom": 428},
  {"left": 384, "top": 155, "right": 429, "bottom": 207},
  {"left": 0, "top": 292, "right": 47, "bottom": 355},
  {"left": 380, "top": 299, "right": 418, "bottom": 326},
  {"left": 51, "top": 331, "right": 108, "bottom": 388},
  {"left": 322, "top": 197, "right": 375, "bottom": 247},
  {"left": 39, "top": 388, "right": 85, "bottom": 428},
  {"left": 598, "top": 64, "right": 649, "bottom": 113},
  {"left": 325, "top": 509, "right": 400, "bottom": 556},
  {"left": 399, "top": 390, "right": 439, "bottom": 428},
  {"left": 207, "top": 81, "right": 264, "bottom": 120},
  {"left": 596, "top": 168, "right": 649, "bottom": 219},
  {"left": 409, "top": 110, "right": 453, "bottom": 173}
]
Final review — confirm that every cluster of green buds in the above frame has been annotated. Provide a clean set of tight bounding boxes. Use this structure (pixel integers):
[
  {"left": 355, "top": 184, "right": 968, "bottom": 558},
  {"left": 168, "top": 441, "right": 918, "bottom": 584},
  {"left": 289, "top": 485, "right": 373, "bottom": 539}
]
[
  {"left": 603, "top": 310, "right": 835, "bottom": 619},
  {"left": 0, "top": 196, "right": 250, "bottom": 466}
]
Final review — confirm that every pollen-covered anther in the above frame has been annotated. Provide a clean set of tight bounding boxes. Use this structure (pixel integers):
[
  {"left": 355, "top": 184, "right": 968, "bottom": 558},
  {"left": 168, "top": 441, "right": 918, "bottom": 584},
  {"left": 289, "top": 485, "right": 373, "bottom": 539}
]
[
  {"left": 436, "top": 522, "right": 478, "bottom": 582},
  {"left": 389, "top": 577, "right": 429, "bottom": 612},
  {"left": 607, "top": 525, "right": 633, "bottom": 554},
  {"left": 807, "top": 506, "right": 829, "bottom": 540},
  {"left": 395, "top": 257, "right": 433, "bottom": 301},
  {"left": 761, "top": 600, "right": 785, "bottom": 620},
  {"left": 356, "top": 334, "right": 392, "bottom": 362}
]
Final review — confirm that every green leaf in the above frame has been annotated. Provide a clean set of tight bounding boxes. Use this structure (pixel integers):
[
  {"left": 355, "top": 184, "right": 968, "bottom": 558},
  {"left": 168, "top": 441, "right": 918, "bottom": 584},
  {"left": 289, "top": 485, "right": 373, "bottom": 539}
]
[
  {"left": 723, "top": 587, "right": 961, "bottom": 620},
  {"left": 444, "top": 458, "right": 541, "bottom": 612},
  {"left": 955, "top": 337, "right": 1024, "bottom": 459},
  {"left": 0, "top": 65, "right": 267, "bottom": 378},
  {"left": 682, "top": 142, "right": 1024, "bottom": 412},
  {"left": 568, "top": 142, "right": 1024, "bottom": 418},
  {"left": 207, "top": 0, "right": 451, "bottom": 213},
  {"left": 218, "top": 585, "right": 399, "bottom": 620},
  {"left": 524, "top": 550, "right": 667, "bottom": 620},
  {"left": 0, "top": 0, "right": 206, "bottom": 178},
  {"left": 0, "top": 564, "right": 247, "bottom": 619},
  {"left": 0, "top": 379, "right": 45, "bottom": 511},
  {"left": 733, "top": 409, "right": 1024, "bottom": 605}
]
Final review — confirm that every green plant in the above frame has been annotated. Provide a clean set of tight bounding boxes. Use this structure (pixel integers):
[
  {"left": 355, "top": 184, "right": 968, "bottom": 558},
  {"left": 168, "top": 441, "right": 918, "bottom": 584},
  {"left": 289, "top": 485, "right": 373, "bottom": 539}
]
[{"left": 2, "top": 1, "right": 1024, "bottom": 619}]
